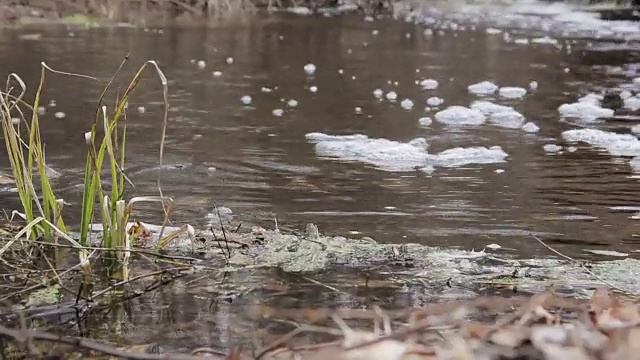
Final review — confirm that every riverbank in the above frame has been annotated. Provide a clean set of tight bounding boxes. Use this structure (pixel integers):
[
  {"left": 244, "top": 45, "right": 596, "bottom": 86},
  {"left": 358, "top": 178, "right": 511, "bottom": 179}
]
[{"left": 0, "top": 0, "right": 378, "bottom": 26}]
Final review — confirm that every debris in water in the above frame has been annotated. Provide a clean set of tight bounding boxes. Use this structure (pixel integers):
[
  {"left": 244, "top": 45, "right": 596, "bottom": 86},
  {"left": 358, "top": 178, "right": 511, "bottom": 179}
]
[
  {"left": 197, "top": 60, "right": 206, "bottom": 69},
  {"left": 309, "top": 86, "right": 318, "bottom": 93},
  {"left": 272, "top": 109, "right": 284, "bottom": 117}
]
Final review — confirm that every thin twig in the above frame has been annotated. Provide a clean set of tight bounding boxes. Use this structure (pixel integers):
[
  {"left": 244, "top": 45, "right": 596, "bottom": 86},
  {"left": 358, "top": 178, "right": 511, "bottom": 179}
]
[{"left": 529, "top": 233, "right": 632, "bottom": 294}]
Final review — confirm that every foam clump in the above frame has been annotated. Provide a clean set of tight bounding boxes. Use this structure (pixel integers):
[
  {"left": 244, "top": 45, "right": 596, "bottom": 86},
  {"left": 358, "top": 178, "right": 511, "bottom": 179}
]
[
  {"left": 432, "top": 146, "right": 508, "bottom": 168},
  {"left": 562, "top": 128, "right": 640, "bottom": 157},
  {"left": 468, "top": 81, "right": 499, "bottom": 95},
  {"left": 435, "top": 106, "right": 486, "bottom": 125},
  {"left": 305, "top": 133, "right": 508, "bottom": 172},
  {"left": 558, "top": 102, "right": 614, "bottom": 121},
  {"left": 498, "top": 86, "right": 527, "bottom": 99},
  {"left": 624, "top": 96, "right": 640, "bottom": 111},
  {"left": 420, "top": 79, "right": 439, "bottom": 90},
  {"left": 521, "top": 122, "right": 540, "bottom": 133},
  {"left": 470, "top": 101, "right": 525, "bottom": 129}
]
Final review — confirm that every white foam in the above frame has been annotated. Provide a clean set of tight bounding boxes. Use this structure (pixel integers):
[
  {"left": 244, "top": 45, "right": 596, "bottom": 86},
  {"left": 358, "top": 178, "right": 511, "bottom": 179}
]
[
  {"left": 543, "top": 144, "right": 562, "bottom": 153},
  {"left": 434, "top": 106, "right": 486, "bottom": 126},
  {"left": 418, "top": 117, "right": 432, "bottom": 127},
  {"left": 401, "top": 98, "right": 414, "bottom": 110},
  {"left": 470, "top": 101, "right": 525, "bottom": 129},
  {"left": 562, "top": 129, "right": 640, "bottom": 157},
  {"left": 531, "top": 36, "right": 559, "bottom": 45},
  {"left": 420, "top": 79, "right": 439, "bottom": 90},
  {"left": 468, "top": 81, "right": 498, "bottom": 96},
  {"left": 426, "top": 97, "right": 444, "bottom": 107},
  {"left": 498, "top": 87, "right": 527, "bottom": 99},
  {"left": 521, "top": 122, "right": 540, "bottom": 133},
  {"left": 305, "top": 133, "right": 507, "bottom": 172},
  {"left": 558, "top": 102, "right": 614, "bottom": 122},
  {"left": 624, "top": 96, "right": 640, "bottom": 111}
]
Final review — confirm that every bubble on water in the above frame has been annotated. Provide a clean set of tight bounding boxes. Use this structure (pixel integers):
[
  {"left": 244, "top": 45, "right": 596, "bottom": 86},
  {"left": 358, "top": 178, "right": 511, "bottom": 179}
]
[
  {"left": 48, "top": 99, "right": 57, "bottom": 107},
  {"left": 279, "top": 35, "right": 284, "bottom": 40},
  {"left": 385, "top": 91, "right": 398, "bottom": 101},
  {"left": 351, "top": 75, "right": 357, "bottom": 80},
  {"left": 37, "top": 106, "right": 46, "bottom": 115},
  {"left": 514, "top": 38, "right": 529, "bottom": 45},
  {"left": 494, "top": 169, "right": 505, "bottom": 174},
  {"left": 304, "top": 63, "right": 316, "bottom": 75},
  {"left": 373, "top": 89, "right": 384, "bottom": 98},
  {"left": 190, "top": 59, "right": 196, "bottom": 64},
  {"left": 372, "top": 29, "right": 379, "bottom": 35},
  {"left": 426, "top": 97, "right": 444, "bottom": 107},
  {"left": 207, "top": 167, "right": 217, "bottom": 173},
  {"left": 400, "top": 99, "right": 414, "bottom": 110},
  {"left": 420, "top": 79, "right": 439, "bottom": 90},
  {"left": 424, "top": 29, "right": 433, "bottom": 36},
  {"left": 137, "top": 106, "right": 146, "bottom": 113},
  {"left": 486, "top": 28, "right": 502, "bottom": 35},
  {"left": 261, "top": 87, "right": 273, "bottom": 93},
  {"left": 212, "top": 71, "right": 222, "bottom": 77},
  {"left": 355, "top": 107, "right": 363, "bottom": 114},
  {"left": 415, "top": 69, "right": 420, "bottom": 73},
  {"left": 54, "top": 111, "right": 66, "bottom": 119},
  {"left": 226, "top": 57, "right": 234, "bottom": 64},
  {"left": 405, "top": 33, "right": 412, "bottom": 39},
  {"left": 197, "top": 60, "right": 206, "bottom": 69},
  {"left": 566, "top": 146, "right": 578, "bottom": 153},
  {"left": 287, "top": 99, "right": 298, "bottom": 108},
  {"left": 309, "top": 85, "right": 318, "bottom": 93},
  {"left": 347, "top": 49, "right": 352, "bottom": 54},
  {"left": 338, "top": 69, "right": 344, "bottom": 74},
  {"left": 564, "top": 67, "right": 570, "bottom": 73},
  {"left": 529, "top": 81, "right": 538, "bottom": 90},
  {"left": 272, "top": 108, "right": 284, "bottom": 117},
  {"left": 363, "top": 42, "right": 368, "bottom": 47},
  {"left": 364, "top": 15, "right": 374, "bottom": 22},
  {"left": 241, "top": 95, "right": 252, "bottom": 106}
]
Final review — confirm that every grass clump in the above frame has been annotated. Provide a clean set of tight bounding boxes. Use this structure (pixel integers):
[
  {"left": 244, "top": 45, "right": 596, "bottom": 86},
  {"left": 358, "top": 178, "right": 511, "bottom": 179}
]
[{"left": 0, "top": 59, "right": 179, "bottom": 280}]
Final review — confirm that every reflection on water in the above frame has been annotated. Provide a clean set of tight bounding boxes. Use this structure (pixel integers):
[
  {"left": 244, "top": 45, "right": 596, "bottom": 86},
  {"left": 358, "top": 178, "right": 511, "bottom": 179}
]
[{"left": 0, "top": 11, "right": 638, "bottom": 263}]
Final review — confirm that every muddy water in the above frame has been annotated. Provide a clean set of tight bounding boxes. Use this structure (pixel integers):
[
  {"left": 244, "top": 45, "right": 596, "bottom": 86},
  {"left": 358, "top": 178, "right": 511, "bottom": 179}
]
[{"left": 0, "top": 11, "right": 639, "bottom": 263}]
